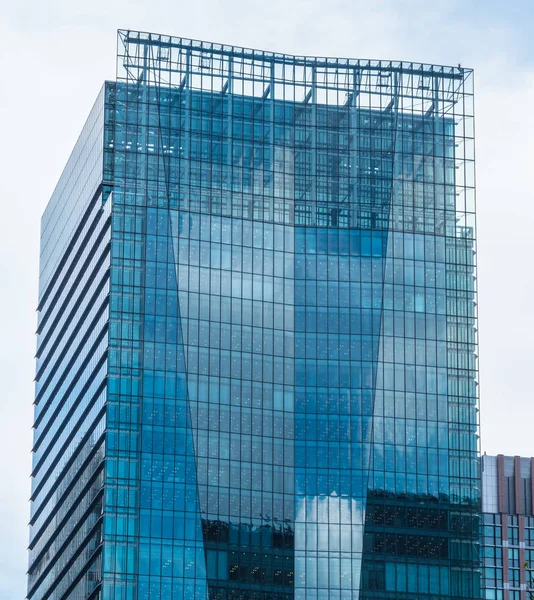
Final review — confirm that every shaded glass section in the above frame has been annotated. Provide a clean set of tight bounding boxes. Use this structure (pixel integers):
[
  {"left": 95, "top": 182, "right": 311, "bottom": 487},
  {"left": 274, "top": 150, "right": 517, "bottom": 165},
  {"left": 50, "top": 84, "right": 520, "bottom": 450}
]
[{"left": 28, "top": 84, "right": 114, "bottom": 599}]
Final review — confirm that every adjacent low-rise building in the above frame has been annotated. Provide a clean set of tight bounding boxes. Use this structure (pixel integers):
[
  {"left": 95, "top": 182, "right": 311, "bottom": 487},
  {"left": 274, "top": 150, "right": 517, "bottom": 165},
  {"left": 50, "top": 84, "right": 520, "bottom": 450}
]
[{"left": 482, "top": 454, "right": 534, "bottom": 600}]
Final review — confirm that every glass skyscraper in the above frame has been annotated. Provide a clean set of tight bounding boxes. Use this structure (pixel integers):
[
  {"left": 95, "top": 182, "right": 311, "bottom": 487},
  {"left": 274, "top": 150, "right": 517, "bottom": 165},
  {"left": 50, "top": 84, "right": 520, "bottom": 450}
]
[{"left": 28, "top": 29, "right": 480, "bottom": 600}]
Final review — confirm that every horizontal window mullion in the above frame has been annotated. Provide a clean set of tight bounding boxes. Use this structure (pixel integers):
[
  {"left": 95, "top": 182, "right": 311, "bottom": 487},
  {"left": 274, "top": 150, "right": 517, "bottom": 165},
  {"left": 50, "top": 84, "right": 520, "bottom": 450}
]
[
  {"left": 32, "top": 383, "right": 107, "bottom": 490},
  {"left": 33, "top": 340, "right": 108, "bottom": 462},
  {"left": 38, "top": 192, "right": 103, "bottom": 314},
  {"left": 37, "top": 228, "right": 111, "bottom": 360},
  {"left": 30, "top": 427, "right": 105, "bottom": 539},
  {"left": 38, "top": 210, "right": 110, "bottom": 337},
  {"left": 28, "top": 508, "right": 103, "bottom": 599},
  {"left": 37, "top": 540, "right": 102, "bottom": 600},
  {"left": 32, "top": 359, "right": 107, "bottom": 470},
  {"left": 34, "top": 321, "right": 109, "bottom": 429},
  {"left": 29, "top": 468, "right": 104, "bottom": 570},
  {"left": 31, "top": 399, "right": 106, "bottom": 519},
  {"left": 39, "top": 109, "right": 106, "bottom": 303},
  {"left": 35, "top": 286, "right": 109, "bottom": 401}
]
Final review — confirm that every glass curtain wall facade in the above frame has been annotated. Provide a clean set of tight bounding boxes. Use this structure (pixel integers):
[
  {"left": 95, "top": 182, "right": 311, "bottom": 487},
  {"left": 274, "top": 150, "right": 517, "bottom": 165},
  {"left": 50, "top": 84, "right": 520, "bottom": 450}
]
[{"left": 28, "top": 29, "right": 480, "bottom": 600}]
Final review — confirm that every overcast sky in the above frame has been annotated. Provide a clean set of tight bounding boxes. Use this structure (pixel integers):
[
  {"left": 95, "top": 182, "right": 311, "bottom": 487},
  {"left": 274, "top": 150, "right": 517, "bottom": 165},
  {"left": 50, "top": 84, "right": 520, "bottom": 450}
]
[{"left": 2, "top": 0, "right": 534, "bottom": 596}]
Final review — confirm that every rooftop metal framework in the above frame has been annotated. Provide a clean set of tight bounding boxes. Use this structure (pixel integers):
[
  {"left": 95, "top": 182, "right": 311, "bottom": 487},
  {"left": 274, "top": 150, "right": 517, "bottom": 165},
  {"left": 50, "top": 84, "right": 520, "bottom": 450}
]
[{"left": 117, "top": 29, "right": 473, "bottom": 118}]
